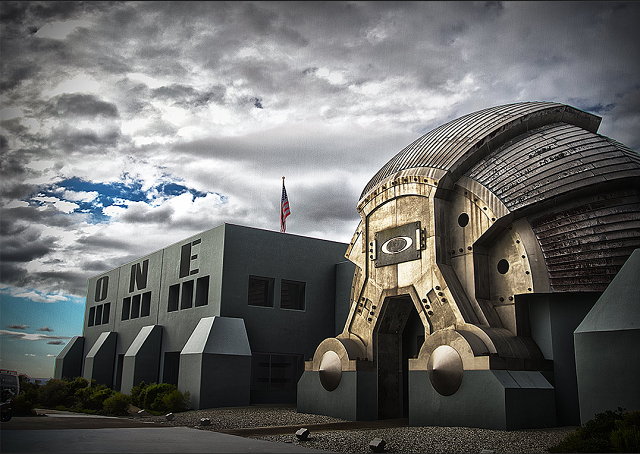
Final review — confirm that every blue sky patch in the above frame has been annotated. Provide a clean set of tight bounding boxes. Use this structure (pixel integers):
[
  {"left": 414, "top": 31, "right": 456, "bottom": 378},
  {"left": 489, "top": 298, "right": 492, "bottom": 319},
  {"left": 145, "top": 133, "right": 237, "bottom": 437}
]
[{"left": 32, "top": 177, "right": 216, "bottom": 223}]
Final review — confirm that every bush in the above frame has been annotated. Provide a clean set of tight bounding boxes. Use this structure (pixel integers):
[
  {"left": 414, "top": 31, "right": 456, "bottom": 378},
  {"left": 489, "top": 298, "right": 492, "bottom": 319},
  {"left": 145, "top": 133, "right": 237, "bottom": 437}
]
[
  {"left": 103, "top": 392, "right": 130, "bottom": 416},
  {"left": 11, "top": 394, "right": 35, "bottom": 416},
  {"left": 129, "top": 381, "right": 148, "bottom": 408},
  {"left": 143, "top": 383, "right": 177, "bottom": 413},
  {"left": 162, "top": 389, "right": 190, "bottom": 413},
  {"left": 38, "top": 379, "right": 72, "bottom": 408},
  {"left": 83, "top": 385, "right": 114, "bottom": 411},
  {"left": 548, "top": 408, "right": 640, "bottom": 453},
  {"left": 611, "top": 411, "right": 640, "bottom": 453}
]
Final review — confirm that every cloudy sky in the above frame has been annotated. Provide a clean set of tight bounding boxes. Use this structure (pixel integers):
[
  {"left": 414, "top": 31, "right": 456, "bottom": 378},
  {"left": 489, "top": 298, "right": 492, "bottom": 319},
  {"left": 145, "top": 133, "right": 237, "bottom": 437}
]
[{"left": 1, "top": 1, "right": 639, "bottom": 378}]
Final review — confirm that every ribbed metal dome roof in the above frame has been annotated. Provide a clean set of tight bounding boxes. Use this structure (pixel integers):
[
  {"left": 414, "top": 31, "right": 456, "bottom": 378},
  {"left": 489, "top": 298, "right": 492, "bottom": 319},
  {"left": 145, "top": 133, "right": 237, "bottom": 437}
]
[{"left": 360, "top": 101, "right": 602, "bottom": 199}]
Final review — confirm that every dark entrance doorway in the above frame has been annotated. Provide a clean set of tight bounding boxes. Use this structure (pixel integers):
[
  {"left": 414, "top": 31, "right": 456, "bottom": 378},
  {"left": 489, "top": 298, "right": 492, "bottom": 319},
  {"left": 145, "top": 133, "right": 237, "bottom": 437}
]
[
  {"left": 163, "top": 352, "right": 180, "bottom": 385},
  {"left": 376, "top": 295, "right": 424, "bottom": 419}
]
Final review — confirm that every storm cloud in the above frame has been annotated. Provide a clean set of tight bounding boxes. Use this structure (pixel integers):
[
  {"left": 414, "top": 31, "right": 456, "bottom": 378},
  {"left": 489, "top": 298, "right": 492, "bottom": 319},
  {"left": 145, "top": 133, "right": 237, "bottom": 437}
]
[{"left": 1, "top": 1, "right": 639, "bottom": 305}]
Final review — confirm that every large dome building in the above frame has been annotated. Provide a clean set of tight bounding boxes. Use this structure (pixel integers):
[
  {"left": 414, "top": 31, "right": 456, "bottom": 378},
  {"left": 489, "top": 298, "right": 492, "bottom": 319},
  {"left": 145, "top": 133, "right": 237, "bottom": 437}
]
[{"left": 298, "top": 101, "right": 640, "bottom": 429}]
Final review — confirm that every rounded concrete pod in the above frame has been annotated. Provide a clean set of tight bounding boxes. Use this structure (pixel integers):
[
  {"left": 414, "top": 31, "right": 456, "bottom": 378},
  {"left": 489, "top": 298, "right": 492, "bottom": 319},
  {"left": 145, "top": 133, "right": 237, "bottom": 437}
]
[{"left": 311, "top": 338, "right": 366, "bottom": 392}]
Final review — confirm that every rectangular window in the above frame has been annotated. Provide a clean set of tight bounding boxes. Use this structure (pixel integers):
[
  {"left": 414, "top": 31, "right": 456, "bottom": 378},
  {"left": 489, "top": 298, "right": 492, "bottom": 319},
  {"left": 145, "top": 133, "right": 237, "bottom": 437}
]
[
  {"left": 168, "top": 284, "right": 179, "bottom": 312},
  {"left": 250, "top": 353, "right": 271, "bottom": 391},
  {"left": 88, "top": 306, "right": 95, "bottom": 327},
  {"left": 181, "top": 280, "right": 194, "bottom": 309},
  {"left": 141, "top": 291, "right": 151, "bottom": 317},
  {"left": 195, "top": 276, "right": 209, "bottom": 307},
  {"left": 94, "top": 304, "right": 102, "bottom": 325},
  {"left": 102, "top": 303, "right": 111, "bottom": 324},
  {"left": 248, "top": 276, "right": 274, "bottom": 307},
  {"left": 122, "top": 297, "right": 131, "bottom": 320},
  {"left": 131, "top": 294, "right": 141, "bottom": 319},
  {"left": 281, "top": 280, "right": 305, "bottom": 310},
  {"left": 250, "top": 353, "right": 303, "bottom": 391}
]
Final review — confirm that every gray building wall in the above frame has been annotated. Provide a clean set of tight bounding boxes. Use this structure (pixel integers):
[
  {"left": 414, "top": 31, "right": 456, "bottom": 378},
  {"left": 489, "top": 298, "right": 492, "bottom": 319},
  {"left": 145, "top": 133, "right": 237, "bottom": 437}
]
[
  {"left": 515, "top": 292, "right": 600, "bottom": 426},
  {"left": 70, "top": 223, "right": 350, "bottom": 407}
]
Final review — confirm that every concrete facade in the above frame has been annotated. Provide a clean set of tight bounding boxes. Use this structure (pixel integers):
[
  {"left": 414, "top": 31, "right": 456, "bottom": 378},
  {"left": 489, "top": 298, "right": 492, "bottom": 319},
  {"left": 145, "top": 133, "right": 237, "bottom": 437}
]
[{"left": 56, "top": 223, "right": 353, "bottom": 408}]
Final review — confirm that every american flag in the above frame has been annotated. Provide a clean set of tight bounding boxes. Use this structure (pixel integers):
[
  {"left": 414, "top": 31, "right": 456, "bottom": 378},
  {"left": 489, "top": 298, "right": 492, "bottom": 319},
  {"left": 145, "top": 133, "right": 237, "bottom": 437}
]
[{"left": 280, "top": 178, "right": 291, "bottom": 233}]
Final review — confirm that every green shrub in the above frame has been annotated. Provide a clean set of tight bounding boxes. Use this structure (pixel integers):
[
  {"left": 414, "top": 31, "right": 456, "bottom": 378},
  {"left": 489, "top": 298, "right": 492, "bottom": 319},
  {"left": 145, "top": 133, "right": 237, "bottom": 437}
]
[
  {"left": 38, "top": 379, "right": 72, "bottom": 408},
  {"left": 548, "top": 408, "right": 640, "bottom": 453},
  {"left": 129, "top": 381, "right": 148, "bottom": 408},
  {"left": 143, "top": 383, "right": 176, "bottom": 412},
  {"left": 103, "top": 392, "right": 130, "bottom": 416},
  {"left": 83, "top": 385, "right": 114, "bottom": 411},
  {"left": 162, "top": 389, "right": 190, "bottom": 413},
  {"left": 611, "top": 411, "right": 640, "bottom": 453},
  {"left": 11, "top": 394, "right": 35, "bottom": 416}
]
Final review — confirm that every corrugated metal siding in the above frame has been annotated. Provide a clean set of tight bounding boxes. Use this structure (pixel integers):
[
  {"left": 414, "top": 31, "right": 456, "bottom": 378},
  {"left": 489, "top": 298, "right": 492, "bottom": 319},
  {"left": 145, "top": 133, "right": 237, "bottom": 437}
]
[
  {"left": 466, "top": 122, "right": 640, "bottom": 292},
  {"left": 466, "top": 123, "right": 640, "bottom": 212},
  {"left": 361, "top": 101, "right": 566, "bottom": 198},
  {"left": 528, "top": 191, "right": 640, "bottom": 292}
]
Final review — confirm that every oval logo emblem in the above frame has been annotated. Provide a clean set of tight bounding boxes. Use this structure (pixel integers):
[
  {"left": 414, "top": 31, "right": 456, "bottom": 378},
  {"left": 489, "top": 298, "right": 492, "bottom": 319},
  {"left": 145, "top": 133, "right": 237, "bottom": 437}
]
[{"left": 381, "top": 236, "right": 412, "bottom": 254}]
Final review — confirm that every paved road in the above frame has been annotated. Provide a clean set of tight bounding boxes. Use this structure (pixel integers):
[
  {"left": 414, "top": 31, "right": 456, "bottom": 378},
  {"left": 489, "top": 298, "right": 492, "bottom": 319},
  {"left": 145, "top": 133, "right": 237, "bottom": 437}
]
[{"left": 1, "top": 410, "right": 336, "bottom": 453}]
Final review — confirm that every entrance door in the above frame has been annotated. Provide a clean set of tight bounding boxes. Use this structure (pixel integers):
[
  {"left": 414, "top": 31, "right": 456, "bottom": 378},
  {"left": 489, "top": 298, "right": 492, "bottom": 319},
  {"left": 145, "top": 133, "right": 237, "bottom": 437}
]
[{"left": 376, "top": 295, "right": 424, "bottom": 419}]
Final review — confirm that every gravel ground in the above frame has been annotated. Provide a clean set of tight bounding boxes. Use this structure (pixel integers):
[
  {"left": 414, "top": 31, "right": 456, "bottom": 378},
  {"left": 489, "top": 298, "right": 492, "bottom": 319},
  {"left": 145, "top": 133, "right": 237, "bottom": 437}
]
[{"left": 138, "top": 405, "right": 576, "bottom": 453}]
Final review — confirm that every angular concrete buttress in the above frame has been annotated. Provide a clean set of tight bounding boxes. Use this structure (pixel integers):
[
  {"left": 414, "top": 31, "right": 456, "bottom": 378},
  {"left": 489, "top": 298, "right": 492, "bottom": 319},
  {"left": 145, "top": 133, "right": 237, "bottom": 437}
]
[
  {"left": 83, "top": 332, "right": 117, "bottom": 387},
  {"left": 575, "top": 249, "right": 640, "bottom": 424},
  {"left": 121, "top": 325, "right": 163, "bottom": 394},
  {"left": 54, "top": 336, "right": 85, "bottom": 380},
  {"left": 178, "top": 316, "right": 251, "bottom": 410}
]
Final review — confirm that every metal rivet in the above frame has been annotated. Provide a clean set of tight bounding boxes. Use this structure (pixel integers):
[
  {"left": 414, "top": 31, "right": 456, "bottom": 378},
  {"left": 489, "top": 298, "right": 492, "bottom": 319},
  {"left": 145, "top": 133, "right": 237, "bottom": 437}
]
[
  {"left": 435, "top": 286, "right": 440, "bottom": 290},
  {"left": 422, "top": 299, "right": 428, "bottom": 304},
  {"left": 372, "top": 305, "right": 376, "bottom": 309},
  {"left": 467, "top": 246, "right": 472, "bottom": 250},
  {"left": 509, "top": 296, "right": 513, "bottom": 301},
  {"left": 367, "top": 318, "right": 372, "bottom": 322},
  {"left": 428, "top": 311, "right": 434, "bottom": 316},
  {"left": 521, "top": 255, "right": 525, "bottom": 259},
  {"left": 516, "top": 240, "right": 520, "bottom": 244},
  {"left": 525, "top": 271, "right": 530, "bottom": 275},
  {"left": 441, "top": 298, "right": 446, "bottom": 303},
  {"left": 459, "top": 248, "right": 463, "bottom": 253},
  {"left": 499, "top": 297, "right": 504, "bottom": 302}
]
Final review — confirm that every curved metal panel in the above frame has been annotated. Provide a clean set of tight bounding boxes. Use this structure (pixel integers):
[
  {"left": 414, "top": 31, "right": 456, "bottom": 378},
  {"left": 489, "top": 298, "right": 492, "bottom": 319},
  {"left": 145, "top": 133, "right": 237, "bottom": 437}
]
[{"left": 361, "top": 102, "right": 600, "bottom": 198}]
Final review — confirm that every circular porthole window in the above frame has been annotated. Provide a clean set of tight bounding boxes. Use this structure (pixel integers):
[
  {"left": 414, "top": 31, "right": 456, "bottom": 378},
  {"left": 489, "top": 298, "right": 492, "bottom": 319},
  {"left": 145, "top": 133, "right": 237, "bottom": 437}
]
[
  {"left": 497, "top": 259, "right": 510, "bottom": 274},
  {"left": 458, "top": 213, "right": 469, "bottom": 227}
]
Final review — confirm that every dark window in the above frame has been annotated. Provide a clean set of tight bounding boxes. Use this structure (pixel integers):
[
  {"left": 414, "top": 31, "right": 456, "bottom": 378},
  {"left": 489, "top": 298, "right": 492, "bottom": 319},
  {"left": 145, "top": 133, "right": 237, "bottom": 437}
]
[
  {"left": 458, "top": 213, "right": 469, "bottom": 227},
  {"left": 195, "top": 276, "right": 209, "bottom": 307},
  {"left": 141, "top": 292, "right": 151, "bottom": 317},
  {"left": 122, "top": 297, "right": 130, "bottom": 320},
  {"left": 251, "top": 353, "right": 271, "bottom": 390},
  {"left": 102, "top": 303, "right": 111, "bottom": 324},
  {"left": 88, "top": 306, "right": 95, "bottom": 327},
  {"left": 497, "top": 259, "right": 510, "bottom": 275},
  {"left": 94, "top": 304, "right": 102, "bottom": 325},
  {"left": 131, "top": 294, "right": 141, "bottom": 319},
  {"left": 168, "top": 284, "right": 179, "bottom": 312},
  {"left": 248, "top": 276, "right": 274, "bottom": 307},
  {"left": 250, "top": 353, "right": 303, "bottom": 391},
  {"left": 181, "top": 280, "right": 194, "bottom": 309},
  {"left": 281, "top": 280, "right": 305, "bottom": 310}
]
